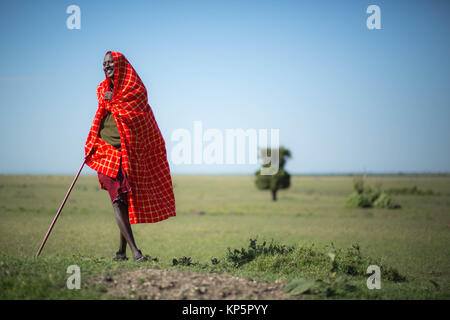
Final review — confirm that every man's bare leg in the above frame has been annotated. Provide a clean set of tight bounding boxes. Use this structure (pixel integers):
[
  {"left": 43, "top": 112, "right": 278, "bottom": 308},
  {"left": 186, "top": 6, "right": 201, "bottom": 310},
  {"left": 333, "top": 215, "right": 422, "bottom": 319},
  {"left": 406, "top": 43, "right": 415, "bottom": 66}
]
[
  {"left": 112, "top": 200, "right": 140, "bottom": 258},
  {"left": 118, "top": 232, "right": 126, "bottom": 254}
]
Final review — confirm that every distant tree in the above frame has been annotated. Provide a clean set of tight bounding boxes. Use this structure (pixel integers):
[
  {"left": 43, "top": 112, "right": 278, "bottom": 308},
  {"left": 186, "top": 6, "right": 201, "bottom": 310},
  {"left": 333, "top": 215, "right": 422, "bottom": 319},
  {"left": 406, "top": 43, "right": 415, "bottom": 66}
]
[{"left": 255, "top": 146, "right": 291, "bottom": 201}]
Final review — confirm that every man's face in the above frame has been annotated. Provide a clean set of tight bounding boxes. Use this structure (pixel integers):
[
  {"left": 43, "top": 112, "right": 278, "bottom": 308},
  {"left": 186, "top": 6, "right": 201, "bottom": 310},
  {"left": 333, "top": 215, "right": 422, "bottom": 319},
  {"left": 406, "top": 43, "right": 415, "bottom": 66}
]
[{"left": 103, "top": 53, "right": 114, "bottom": 79}]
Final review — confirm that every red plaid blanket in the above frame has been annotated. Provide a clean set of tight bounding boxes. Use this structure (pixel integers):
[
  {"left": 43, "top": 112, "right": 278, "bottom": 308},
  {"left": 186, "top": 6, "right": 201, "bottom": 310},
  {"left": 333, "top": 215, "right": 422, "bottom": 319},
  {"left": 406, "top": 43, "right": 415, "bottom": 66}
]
[{"left": 85, "top": 51, "right": 176, "bottom": 224}]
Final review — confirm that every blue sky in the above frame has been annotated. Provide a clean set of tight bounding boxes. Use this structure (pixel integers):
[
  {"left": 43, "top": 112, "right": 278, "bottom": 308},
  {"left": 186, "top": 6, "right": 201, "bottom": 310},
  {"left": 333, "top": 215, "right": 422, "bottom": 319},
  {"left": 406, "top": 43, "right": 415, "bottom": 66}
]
[{"left": 0, "top": 0, "right": 449, "bottom": 175}]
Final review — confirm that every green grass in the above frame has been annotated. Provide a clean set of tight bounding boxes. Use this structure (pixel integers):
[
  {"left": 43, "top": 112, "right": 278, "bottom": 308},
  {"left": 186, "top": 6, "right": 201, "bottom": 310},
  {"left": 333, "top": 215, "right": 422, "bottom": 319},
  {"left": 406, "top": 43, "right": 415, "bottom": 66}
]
[{"left": 0, "top": 174, "right": 449, "bottom": 299}]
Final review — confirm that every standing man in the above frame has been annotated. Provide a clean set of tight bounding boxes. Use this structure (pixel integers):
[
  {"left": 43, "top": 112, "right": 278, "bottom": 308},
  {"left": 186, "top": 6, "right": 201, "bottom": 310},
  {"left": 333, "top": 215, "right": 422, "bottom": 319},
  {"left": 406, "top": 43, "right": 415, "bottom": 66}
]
[{"left": 85, "top": 51, "right": 176, "bottom": 261}]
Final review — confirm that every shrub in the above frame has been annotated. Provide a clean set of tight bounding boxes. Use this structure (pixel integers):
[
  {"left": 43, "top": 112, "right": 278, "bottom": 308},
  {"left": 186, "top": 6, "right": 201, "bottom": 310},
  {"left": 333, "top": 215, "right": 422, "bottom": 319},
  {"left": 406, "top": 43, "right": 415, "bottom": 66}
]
[
  {"left": 346, "top": 176, "right": 400, "bottom": 209},
  {"left": 345, "top": 192, "right": 372, "bottom": 208},
  {"left": 373, "top": 192, "right": 401, "bottom": 209},
  {"left": 226, "top": 238, "right": 294, "bottom": 267},
  {"left": 352, "top": 176, "right": 365, "bottom": 194}
]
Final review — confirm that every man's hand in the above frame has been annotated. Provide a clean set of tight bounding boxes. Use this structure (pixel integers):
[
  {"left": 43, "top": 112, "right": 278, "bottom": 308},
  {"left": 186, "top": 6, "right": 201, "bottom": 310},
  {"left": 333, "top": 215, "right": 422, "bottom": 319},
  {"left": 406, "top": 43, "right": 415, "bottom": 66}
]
[{"left": 104, "top": 91, "right": 113, "bottom": 101}]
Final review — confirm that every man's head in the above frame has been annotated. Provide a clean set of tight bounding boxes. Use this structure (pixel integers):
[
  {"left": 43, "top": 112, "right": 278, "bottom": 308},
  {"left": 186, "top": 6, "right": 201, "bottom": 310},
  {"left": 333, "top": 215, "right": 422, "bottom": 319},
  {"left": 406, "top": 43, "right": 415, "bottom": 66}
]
[{"left": 103, "top": 53, "right": 114, "bottom": 79}]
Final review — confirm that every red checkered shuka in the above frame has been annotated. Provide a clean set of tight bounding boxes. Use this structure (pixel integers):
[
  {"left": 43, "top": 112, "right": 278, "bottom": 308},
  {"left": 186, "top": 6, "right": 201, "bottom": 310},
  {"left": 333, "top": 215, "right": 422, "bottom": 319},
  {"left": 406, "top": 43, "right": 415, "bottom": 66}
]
[{"left": 85, "top": 51, "right": 176, "bottom": 224}]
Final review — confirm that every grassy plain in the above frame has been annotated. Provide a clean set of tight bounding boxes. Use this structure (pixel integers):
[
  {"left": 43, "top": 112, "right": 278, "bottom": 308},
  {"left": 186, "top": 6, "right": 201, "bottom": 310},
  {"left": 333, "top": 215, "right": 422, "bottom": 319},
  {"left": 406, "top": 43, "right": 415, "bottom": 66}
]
[{"left": 0, "top": 174, "right": 449, "bottom": 299}]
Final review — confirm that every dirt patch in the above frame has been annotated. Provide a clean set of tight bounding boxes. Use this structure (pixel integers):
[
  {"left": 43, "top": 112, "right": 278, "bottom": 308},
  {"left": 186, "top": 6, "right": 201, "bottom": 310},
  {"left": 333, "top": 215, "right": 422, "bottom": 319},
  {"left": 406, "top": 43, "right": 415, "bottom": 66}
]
[{"left": 88, "top": 268, "right": 299, "bottom": 300}]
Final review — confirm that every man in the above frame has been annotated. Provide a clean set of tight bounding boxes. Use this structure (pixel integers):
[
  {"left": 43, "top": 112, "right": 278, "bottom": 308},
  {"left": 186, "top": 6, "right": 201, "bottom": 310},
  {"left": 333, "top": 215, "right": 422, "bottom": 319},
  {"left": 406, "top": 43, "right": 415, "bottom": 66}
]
[{"left": 84, "top": 51, "right": 176, "bottom": 261}]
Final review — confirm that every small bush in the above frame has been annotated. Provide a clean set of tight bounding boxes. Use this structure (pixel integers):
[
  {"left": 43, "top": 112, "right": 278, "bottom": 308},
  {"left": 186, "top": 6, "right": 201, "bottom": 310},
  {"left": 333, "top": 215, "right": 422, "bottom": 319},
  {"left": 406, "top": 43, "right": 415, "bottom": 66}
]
[
  {"left": 352, "top": 176, "right": 365, "bottom": 194},
  {"left": 373, "top": 192, "right": 401, "bottom": 209},
  {"left": 346, "top": 176, "right": 400, "bottom": 209},
  {"left": 226, "top": 238, "right": 294, "bottom": 267},
  {"left": 172, "top": 256, "right": 198, "bottom": 266},
  {"left": 345, "top": 192, "right": 373, "bottom": 208}
]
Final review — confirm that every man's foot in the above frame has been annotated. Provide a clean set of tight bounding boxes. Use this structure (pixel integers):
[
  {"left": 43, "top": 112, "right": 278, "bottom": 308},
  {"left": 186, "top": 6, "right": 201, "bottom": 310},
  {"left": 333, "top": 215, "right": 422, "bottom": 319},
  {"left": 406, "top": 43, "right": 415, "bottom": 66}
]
[
  {"left": 134, "top": 250, "right": 148, "bottom": 262},
  {"left": 112, "top": 251, "right": 128, "bottom": 261}
]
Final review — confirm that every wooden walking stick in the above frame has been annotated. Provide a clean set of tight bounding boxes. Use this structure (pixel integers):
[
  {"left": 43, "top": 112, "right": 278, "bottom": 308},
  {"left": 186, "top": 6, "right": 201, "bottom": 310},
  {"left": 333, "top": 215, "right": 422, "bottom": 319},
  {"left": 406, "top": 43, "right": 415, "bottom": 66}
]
[{"left": 35, "top": 158, "right": 87, "bottom": 257}]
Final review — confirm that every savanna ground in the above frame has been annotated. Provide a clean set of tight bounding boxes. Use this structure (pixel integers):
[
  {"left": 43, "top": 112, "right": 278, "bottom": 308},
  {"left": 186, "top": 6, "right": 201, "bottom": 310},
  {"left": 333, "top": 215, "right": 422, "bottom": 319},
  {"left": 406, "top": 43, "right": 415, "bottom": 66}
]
[{"left": 0, "top": 174, "right": 449, "bottom": 299}]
